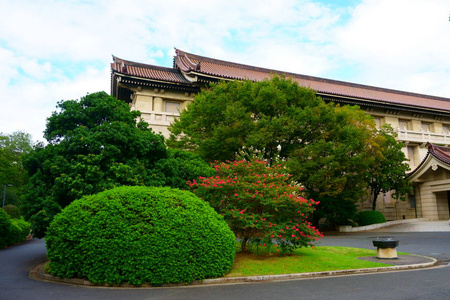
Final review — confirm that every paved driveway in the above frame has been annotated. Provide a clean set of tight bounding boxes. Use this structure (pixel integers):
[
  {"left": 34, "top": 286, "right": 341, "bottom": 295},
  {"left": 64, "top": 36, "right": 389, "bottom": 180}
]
[
  {"left": 1, "top": 225, "right": 449, "bottom": 300},
  {"left": 372, "top": 220, "right": 450, "bottom": 232}
]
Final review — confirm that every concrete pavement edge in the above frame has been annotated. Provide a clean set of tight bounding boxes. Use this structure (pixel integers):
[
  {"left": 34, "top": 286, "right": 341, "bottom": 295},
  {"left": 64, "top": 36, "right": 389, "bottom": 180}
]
[{"left": 28, "top": 255, "right": 439, "bottom": 288}]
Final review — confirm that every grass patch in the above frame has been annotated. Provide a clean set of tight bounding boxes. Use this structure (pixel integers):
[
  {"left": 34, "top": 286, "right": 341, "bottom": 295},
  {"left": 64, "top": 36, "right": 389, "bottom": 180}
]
[{"left": 226, "top": 246, "right": 400, "bottom": 277}]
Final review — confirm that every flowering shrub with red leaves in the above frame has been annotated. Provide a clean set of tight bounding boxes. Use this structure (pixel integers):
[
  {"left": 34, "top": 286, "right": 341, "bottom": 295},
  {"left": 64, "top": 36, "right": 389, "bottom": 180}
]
[{"left": 188, "top": 159, "right": 323, "bottom": 253}]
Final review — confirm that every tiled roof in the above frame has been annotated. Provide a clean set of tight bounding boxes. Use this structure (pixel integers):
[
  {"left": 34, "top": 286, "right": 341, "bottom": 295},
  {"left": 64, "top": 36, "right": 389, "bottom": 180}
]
[
  {"left": 174, "top": 49, "right": 450, "bottom": 112},
  {"left": 112, "top": 56, "right": 191, "bottom": 85},
  {"left": 428, "top": 143, "right": 450, "bottom": 165},
  {"left": 408, "top": 143, "right": 450, "bottom": 178}
]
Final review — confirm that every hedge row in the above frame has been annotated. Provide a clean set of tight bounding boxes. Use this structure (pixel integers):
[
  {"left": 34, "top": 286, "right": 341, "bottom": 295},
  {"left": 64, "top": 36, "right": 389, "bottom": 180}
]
[
  {"left": 356, "top": 210, "right": 386, "bottom": 226},
  {"left": 3, "top": 205, "right": 21, "bottom": 219},
  {"left": 0, "top": 209, "right": 31, "bottom": 248}
]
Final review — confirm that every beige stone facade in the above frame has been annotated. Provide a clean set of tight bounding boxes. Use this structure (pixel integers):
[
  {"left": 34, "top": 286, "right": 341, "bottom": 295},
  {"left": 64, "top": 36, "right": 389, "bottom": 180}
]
[
  {"left": 111, "top": 50, "right": 450, "bottom": 221},
  {"left": 358, "top": 108, "right": 450, "bottom": 220},
  {"left": 130, "top": 88, "right": 195, "bottom": 137}
]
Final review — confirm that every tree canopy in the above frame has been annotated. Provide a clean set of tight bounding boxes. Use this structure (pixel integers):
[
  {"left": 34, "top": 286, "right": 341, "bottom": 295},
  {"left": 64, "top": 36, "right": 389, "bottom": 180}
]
[
  {"left": 367, "top": 125, "right": 412, "bottom": 210},
  {"left": 0, "top": 131, "right": 33, "bottom": 206},
  {"left": 168, "top": 76, "right": 323, "bottom": 162},
  {"left": 22, "top": 91, "right": 213, "bottom": 237},
  {"left": 168, "top": 76, "right": 410, "bottom": 226}
]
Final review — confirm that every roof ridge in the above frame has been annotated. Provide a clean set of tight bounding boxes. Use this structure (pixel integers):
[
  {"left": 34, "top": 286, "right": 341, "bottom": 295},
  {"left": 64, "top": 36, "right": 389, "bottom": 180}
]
[
  {"left": 175, "top": 50, "right": 450, "bottom": 102},
  {"left": 113, "top": 56, "right": 181, "bottom": 74},
  {"left": 428, "top": 143, "right": 450, "bottom": 164},
  {"left": 408, "top": 143, "right": 450, "bottom": 177}
]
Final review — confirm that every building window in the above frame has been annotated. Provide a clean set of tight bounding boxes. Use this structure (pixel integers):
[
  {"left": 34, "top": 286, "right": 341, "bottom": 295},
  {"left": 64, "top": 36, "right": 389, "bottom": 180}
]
[
  {"left": 410, "top": 195, "right": 416, "bottom": 209},
  {"left": 443, "top": 124, "right": 449, "bottom": 134},
  {"left": 421, "top": 122, "right": 432, "bottom": 132},
  {"left": 383, "top": 191, "right": 392, "bottom": 205},
  {"left": 398, "top": 119, "right": 409, "bottom": 130},
  {"left": 165, "top": 101, "right": 180, "bottom": 113}
]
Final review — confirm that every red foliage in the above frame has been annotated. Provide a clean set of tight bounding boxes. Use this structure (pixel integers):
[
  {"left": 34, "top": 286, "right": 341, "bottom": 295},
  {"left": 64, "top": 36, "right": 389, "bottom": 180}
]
[{"left": 188, "top": 159, "right": 322, "bottom": 253}]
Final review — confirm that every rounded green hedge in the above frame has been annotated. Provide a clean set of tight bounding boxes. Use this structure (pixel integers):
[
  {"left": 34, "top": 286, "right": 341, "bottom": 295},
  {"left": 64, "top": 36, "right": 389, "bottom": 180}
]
[
  {"left": 356, "top": 210, "right": 386, "bottom": 226},
  {"left": 11, "top": 218, "right": 31, "bottom": 242},
  {"left": 0, "top": 209, "right": 31, "bottom": 248},
  {"left": 3, "top": 205, "right": 21, "bottom": 219},
  {"left": 46, "top": 186, "right": 236, "bottom": 286}
]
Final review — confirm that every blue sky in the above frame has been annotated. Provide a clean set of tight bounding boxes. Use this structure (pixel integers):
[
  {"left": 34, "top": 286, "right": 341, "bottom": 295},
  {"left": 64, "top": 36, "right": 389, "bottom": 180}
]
[{"left": 1, "top": 0, "right": 449, "bottom": 142}]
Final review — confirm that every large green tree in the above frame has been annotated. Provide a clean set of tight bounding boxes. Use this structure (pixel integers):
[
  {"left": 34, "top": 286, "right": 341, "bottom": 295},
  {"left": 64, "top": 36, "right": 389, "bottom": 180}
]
[
  {"left": 22, "top": 91, "right": 212, "bottom": 237},
  {"left": 168, "top": 76, "right": 323, "bottom": 162},
  {"left": 0, "top": 131, "right": 33, "bottom": 206},
  {"left": 168, "top": 77, "right": 405, "bottom": 226},
  {"left": 368, "top": 125, "right": 412, "bottom": 211}
]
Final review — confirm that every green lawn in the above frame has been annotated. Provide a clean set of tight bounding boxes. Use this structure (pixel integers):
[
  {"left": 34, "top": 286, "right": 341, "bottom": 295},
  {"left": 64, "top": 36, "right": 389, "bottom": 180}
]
[{"left": 225, "top": 246, "right": 404, "bottom": 277}]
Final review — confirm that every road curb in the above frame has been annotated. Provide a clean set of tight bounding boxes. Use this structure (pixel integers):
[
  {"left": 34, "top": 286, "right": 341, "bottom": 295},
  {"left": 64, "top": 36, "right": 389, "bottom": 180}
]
[
  {"left": 29, "top": 255, "right": 438, "bottom": 288},
  {"left": 202, "top": 255, "right": 438, "bottom": 284},
  {"left": 338, "top": 218, "right": 431, "bottom": 232}
]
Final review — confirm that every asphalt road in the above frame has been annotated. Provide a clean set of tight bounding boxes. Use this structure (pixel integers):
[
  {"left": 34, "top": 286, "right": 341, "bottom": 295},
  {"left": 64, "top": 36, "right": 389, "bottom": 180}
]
[{"left": 1, "top": 231, "right": 449, "bottom": 300}]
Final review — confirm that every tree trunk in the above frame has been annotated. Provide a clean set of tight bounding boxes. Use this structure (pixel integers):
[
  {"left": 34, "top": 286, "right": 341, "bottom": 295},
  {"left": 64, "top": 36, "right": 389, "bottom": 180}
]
[
  {"left": 241, "top": 236, "right": 249, "bottom": 252},
  {"left": 372, "top": 191, "right": 379, "bottom": 211}
]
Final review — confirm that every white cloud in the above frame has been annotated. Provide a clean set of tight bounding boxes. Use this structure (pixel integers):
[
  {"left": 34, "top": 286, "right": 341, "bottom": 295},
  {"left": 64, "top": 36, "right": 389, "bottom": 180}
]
[
  {"left": 146, "top": 0, "right": 344, "bottom": 76},
  {"left": 0, "top": 0, "right": 449, "bottom": 142},
  {"left": 334, "top": 0, "right": 450, "bottom": 95},
  {"left": 0, "top": 58, "right": 110, "bottom": 142}
]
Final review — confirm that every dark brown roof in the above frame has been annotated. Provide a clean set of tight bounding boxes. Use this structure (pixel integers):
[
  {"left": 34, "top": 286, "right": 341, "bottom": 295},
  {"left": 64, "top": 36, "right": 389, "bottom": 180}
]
[
  {"left": 112, "top": 56, "right": 191, "bottom": 85},
  {"left": 111, "top": 51, "right": 450, "bottom": 114},
  {"left": 428, "top": 143, "right": 450, "bottom": 164},
  {"left": 408, "top": 143, "right": 450, "bottom": 178},
  {"left": 174, "top": 49, "right": 450, "bottom": 113}
]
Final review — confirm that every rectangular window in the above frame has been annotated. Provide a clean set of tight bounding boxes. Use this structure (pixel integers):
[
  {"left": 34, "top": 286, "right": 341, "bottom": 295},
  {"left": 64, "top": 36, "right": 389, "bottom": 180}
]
[
  {"left": 410, "top": 195, "right": 416, "bottom": 209},
  {"left": 383, "top": 191, "right": 392, "bottom": 205},
  {"left": 165, "top": 101, "right": 180, "bottom": 113},
  {"left": 398, "top": 119, "right": 408, "bottom": 130},
  {"left": 443, "top": 125, "right": 449, "bottom": 134},
  {"left": 421, "top": 122, "right": 431, "bottom": 132}
]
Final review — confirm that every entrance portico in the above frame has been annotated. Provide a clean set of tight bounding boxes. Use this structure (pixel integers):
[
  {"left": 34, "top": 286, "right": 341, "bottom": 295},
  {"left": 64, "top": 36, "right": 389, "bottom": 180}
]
[{"left": 409, "top": 144, "right": 450, "bottom": 220}]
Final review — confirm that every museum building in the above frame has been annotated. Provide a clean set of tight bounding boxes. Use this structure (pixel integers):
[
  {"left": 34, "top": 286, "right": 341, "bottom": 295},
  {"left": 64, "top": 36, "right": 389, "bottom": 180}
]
[{"left": 111, "top": 49, "right": 450, "bottom": 221}]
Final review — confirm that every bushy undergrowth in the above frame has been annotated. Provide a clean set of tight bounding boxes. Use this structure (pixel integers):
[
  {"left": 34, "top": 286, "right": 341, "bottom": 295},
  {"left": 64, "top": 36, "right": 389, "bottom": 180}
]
[
  {"left": 0, "top": 209, "right": 10, "bottom": 248},
  {"left": 0, "top": 209, "right": 31, "bottom": 248},
  {"left": 3, "top": 205, "right": 21, "bottom": 219},
  {"left": 45, "top": 186, "right": 235, "bottom": 286},
  {"left": 356, "top": 210, "right": 386, "bottom": 226}
]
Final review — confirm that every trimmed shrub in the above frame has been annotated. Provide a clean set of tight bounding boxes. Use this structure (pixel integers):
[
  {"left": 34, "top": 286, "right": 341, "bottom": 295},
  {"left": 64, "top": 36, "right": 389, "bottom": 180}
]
[
  {"left": 0, "top": 210, "right": 31, "bottom": 248},
  {"left": 11, "top": 218, "right": 31, "bottom": 242},
  {"left": 6, "top": 221, "right": 22, "bottom": 245},
  {"left": 0, "top": 209, "right": 11, "bottom": 248},
  {"left": 356, "top": 210, "right": 386, "bottom": 226},
  {"left": 3, "top": 205, "right": 21, "bottom": 219},
  {"left": 46, "top": 186, "right": 235, "bottom": 286}
]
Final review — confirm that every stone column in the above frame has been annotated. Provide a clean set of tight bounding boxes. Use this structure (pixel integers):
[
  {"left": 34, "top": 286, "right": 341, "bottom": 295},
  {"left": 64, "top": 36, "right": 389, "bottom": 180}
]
[{"left": 419, "top": 185, "right": 439, "bottom": 220}]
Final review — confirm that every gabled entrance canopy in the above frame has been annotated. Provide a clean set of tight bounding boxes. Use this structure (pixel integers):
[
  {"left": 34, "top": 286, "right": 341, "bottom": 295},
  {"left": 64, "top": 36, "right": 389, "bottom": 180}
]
[
  {"left": 409, "top": 143, "right": 450, "bottom": 182},
  {"left": 408, "top": 143, "right": 450, "bottom": 220}
]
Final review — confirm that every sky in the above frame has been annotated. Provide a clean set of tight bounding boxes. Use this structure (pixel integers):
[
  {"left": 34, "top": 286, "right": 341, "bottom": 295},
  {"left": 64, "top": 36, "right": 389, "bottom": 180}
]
[{"left": 1, "top": 0, "right": 449, "bottom": 142}]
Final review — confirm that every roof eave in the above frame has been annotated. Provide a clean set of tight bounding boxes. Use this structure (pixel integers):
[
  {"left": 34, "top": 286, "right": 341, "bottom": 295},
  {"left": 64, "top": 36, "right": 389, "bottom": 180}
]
[{"left": 319, "top": 93, "right": 450, "bottom": 117}]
